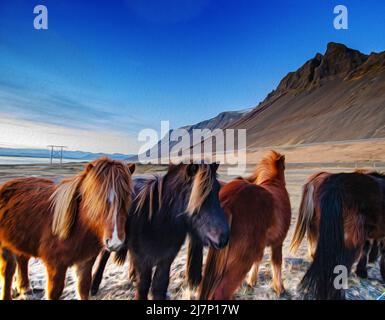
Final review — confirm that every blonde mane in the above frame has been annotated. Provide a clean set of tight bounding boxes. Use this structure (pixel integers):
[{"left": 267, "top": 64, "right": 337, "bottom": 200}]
[
  {"left": 51, "top": 158, "right": 134, "bottom": 239},
  {"left": 247, "top": 150, "right": 285, "bottom": 185},
  {"left": 134, "top": 164, "right": 215, "bottom": 219},
  {"left": 186, "top": 166, "right": 214, "bottom": 215}
]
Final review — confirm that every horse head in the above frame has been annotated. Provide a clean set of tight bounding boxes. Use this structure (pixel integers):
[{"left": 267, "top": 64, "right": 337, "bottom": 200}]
[
  {"left": 179, "top": 162, "right": 230, "bottom": 249},
  {"left": 51, "top": 157, "right": 135, "bottom": 251}
]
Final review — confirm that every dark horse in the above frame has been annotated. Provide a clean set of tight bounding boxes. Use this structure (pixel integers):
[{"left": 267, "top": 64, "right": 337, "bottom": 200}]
[
  {"left": 199, "top": 151, "right": 292, "bottom": 299},
  {"left": 0, "top": 158, "right": 135, "bottom": 300},
  {"left": 292, "top": 171, "right": 385, "bottom": 299},
  {"left": 91, "top": 162, "right": 230, "bottom": 299},
  {"left": 290, "top": 171, "right": 385, "bottom": 287}
]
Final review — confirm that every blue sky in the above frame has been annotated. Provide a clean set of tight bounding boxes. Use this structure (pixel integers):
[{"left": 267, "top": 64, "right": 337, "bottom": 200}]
[{"left": 0, "top": 0, "right": 385, "bottom": 153}]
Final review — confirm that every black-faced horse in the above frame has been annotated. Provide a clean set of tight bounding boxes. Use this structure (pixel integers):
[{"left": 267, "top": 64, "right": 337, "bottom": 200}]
[{"left": 91, "top": 162, "right": 230, "bottom": 299}]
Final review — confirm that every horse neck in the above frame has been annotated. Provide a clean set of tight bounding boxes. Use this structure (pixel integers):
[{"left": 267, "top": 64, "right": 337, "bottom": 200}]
[{"left": 162, "top": 172, "right": 191, "bottom": 215}]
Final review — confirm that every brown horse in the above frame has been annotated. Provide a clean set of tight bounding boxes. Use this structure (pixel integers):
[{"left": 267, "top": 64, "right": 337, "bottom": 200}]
[
  {"left": 0, "top": 158, "right": 135, "bottom": 300},
  {"left": 199, "top": 151, "right": 291, "bottom": 299},
  {"left": 290, "top": 170, "right": 385, "bottom": 295},
  {"left": 291, "top": 171, "right": 385, "bottom": 299}
]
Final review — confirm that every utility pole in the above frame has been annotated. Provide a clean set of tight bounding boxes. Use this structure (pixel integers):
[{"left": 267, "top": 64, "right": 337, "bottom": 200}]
[{"left": 47, "top": 145, "right": 67, "bottom": 165}]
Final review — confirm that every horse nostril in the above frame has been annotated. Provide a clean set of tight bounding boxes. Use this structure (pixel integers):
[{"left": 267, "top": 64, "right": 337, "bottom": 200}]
[{"left": 105, "top": 239, "right": 110, "bottom": 247}]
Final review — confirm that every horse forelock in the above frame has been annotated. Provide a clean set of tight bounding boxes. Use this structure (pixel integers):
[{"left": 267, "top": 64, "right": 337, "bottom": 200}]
[
  {"left": 81, "top": 159, "right": 134, "bottom": 223},
  {"left": 248, "top": 150, "right": 285, "bottom": 185},
  {"left": 186, "top": 165, "right": 215, "bottom": 215},
  {"left": 51, "top": 158, "right": 134, "bottom": 239}
]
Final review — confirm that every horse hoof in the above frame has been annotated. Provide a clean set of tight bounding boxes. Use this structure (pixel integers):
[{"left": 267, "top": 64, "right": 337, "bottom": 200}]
[
  {"left": 11, "top": 288, "right": 20, "bottom": 299},
  {"left": 90, "top": 287, "right": 99, "bottom": 296},
  {"left": 272, "top": 285, "right": 285, "bottom": 297},
  {"left": 11, "top": 287, "right": 34, "bottom": 299},
  {"left": 246, "top": 275, "right": 257, "bottom": 287}
]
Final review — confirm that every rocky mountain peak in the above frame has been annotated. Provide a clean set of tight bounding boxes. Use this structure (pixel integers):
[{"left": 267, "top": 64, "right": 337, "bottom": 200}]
[{"left": 276, "top": 42, "right": 370, "bottom": 94}]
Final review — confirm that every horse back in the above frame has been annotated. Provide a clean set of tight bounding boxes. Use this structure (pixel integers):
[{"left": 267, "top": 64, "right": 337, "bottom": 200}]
[
  {"left": 258, "top": 181, "right": 292, "bottom": 245},
  {"left": 219, "top": 179, "right": 275, "bottom": 240}
]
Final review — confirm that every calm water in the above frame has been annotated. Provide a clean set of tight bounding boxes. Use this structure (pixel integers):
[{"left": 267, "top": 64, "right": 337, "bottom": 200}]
[{"left": 0, "top": 156, "right": 86, "bottom": 165}]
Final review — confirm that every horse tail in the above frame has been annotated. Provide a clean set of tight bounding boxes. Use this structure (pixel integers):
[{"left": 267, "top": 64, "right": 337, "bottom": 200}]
[
  {"left": 199, "top": 214, "right": 233, "bottom": 300},
  {"left": 186, "top": 234, "right": 203, "bottom": 291},
  {"left": 290, "top": 182, "right": 315, "bottom": 253},
  {"left": 299, "top": 176, "right": 361, "bottom": 299}
]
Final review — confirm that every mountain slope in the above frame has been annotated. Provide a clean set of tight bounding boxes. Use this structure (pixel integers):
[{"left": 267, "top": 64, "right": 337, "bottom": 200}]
[
  {"left": 142, "top": 108, "right": 251, "bottom": 159},
  {"left": 227, "top": 42, "right": 385, "bottom": 149},
  {"left": 144, "top": 42, "right": 385, "bottom": 159}
]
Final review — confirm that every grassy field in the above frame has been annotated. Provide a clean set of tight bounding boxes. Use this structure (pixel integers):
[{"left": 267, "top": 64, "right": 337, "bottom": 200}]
[{"left": 0, "top": 161, "right": 384, "bottom": 300}]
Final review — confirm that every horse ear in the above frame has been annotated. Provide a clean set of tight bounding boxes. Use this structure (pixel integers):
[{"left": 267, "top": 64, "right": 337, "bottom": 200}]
[
  {"left": 187, "top": 164, "right": 199, "bottom": 177},
  {"left": 85, "top": 162, "right": 94, "bottom": 173},
  {"left": 277, "top": 155, "right": 286, "bottom": 169},
  {"left": 210, "top": 162, "right": 220, "bottom": 172},
  {"left": 128, "top": 163, "right": 136, "bottom": 174}
]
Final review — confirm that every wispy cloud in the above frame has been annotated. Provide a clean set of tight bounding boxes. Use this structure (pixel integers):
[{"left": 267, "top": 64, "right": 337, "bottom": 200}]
[
  {"left": 0, "top": 113, "right": 141, "bottom": 154},
  {"left": 0, "top": 80, "right": 150, "bottom": 134},
  {"left": 0, "top": 79, "right": 153, "bottom": 153}
]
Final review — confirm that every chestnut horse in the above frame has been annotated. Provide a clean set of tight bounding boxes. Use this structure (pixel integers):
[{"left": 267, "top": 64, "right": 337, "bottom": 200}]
[
  {"left": 290, "top": 171, "right": 385, "bottom": 297},
  {"left": 91, "top": 162, "right": 230, "bottom": 300},
  {"left": 0, "top": 158, "right": 135, "bottom": 300},
  {"left": 291, "top": 171, "right": 385, "bottom": 299},
  {"left": 199, "top": 151, "right": 291, "bottom": 299}
]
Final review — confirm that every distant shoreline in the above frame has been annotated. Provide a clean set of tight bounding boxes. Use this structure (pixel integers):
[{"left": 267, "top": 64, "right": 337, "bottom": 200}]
[{"left": 0, "top": 155, "right": 87, "bottom": 165}]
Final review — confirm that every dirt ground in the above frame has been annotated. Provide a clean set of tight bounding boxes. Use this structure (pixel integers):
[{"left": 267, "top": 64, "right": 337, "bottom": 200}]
[{"left": 0, "top": 161, "right": 384, "bottom": 300}]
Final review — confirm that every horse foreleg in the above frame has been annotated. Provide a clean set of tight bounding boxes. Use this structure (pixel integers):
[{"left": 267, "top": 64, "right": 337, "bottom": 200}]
[
  {"left": 76, "top": 257, "right": 96, "bottom": 300},
  {"left": 135, "top": 261, "right": 152, "bottom": 300},
  {"left": 213, "top": 261, "right": 253, "bottom": 300},
  {"left": 128, "top": 255, "right": 136, "bottom": 282},
  {"left": 246, "top": 255, "right": 262, "bottom": 287},
  {"left": 0, "top": 248, "right": 16, "bottom": 300},
  {"left": 368, "top": 240, "right": 379, "bottom": 263},
  {"left": 46, "top": 264, "right": 67, "bottom": 300},
  {"left": 152, "top": 260, "right": 172, "bottom": 300},
  {"left": 15, "top": 255, "right": 31, "bottom": 297},
  {"left": 380, "top": 241, "right": 385, "bottom": 282},
  {"left": 91, "top": 249, "right": 111, "bottom": 296},
  {"left": 356, "top": 240, "right": 371, "bottom": 278},
  {"left": 271, "top": 244, "right": 285, "bottom": 296}
]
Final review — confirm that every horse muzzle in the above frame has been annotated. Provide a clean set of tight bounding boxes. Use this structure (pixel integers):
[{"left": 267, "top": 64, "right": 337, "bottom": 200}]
[
  {"left": 206, "top": 231, "right": 229, "bottom": 249},
  {"left": 105, "top": 238, "right": 124, "bottom": 252}
]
